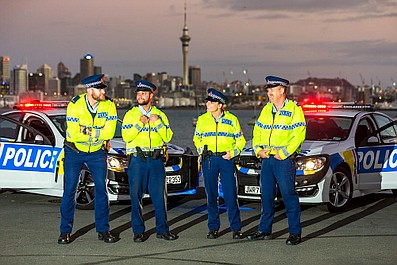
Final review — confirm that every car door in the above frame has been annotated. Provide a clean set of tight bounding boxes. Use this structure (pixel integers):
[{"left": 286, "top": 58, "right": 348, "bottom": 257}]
[
  {"left": 0, "top": 115, "right": 63, "bottom": 189},
  {"left": 355, "top": 114, "right": 397, "bottom": 191}
]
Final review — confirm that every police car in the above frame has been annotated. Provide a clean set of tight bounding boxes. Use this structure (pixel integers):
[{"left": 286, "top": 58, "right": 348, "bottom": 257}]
[
  {"left": 236, "top": 103, "right": 397, "bottom": 212},
  {"left": 0, "top": 104, "right": 198, "bottom": 209}
]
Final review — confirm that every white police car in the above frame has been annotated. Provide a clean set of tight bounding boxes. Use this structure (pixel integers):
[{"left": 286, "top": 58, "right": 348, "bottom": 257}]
[
  {"left": 0, "top": 106, "right": 198, "bottom": 209},
  {"left": 236, "top": 104, "right": 397, "bottom": 212}
]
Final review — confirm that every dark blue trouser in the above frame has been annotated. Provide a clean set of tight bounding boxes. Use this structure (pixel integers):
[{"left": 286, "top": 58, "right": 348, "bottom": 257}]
[
  {"left": 60, "top": 146, "right": 110, "bottom": 233},
  {"left": 127, "top": 156, "right": 169, "bottom": 234},
  {"left": 258, "top": 155, "right": 301, "bottom": 235},
  {"left": 202, "top": 156, "right": 241, "bottom": 232}
]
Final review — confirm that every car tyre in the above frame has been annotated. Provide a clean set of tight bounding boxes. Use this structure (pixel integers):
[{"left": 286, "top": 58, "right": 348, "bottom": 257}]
[
  {"left": 326, "top": 167, "right": 353, "bottom": 212},
  {"left": 76, "top": 166, "right": 95, "bottom": 210}
]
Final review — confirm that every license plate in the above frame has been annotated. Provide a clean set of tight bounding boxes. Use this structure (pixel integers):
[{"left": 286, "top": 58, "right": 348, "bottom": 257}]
[
  {"left": 245, "top": 185, "right": 261, "bottom": 194},
  {"left": 166, "top": 175, "right": 182, "bottom": 184}
]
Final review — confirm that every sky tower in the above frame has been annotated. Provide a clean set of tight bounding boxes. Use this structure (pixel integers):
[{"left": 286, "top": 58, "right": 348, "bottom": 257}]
[{"left": 180, "top": 2, "right": 191, "bottom": 86}]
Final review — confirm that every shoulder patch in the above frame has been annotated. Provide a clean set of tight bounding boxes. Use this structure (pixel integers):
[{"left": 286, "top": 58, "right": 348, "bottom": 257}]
[{"left": 71, "top": 95, "right": 80, "bottom": 103}]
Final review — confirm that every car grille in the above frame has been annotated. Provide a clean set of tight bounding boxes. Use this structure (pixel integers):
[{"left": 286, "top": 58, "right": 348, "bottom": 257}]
[{"left": 238, "top": 156, "right": 262, "bottom": 169}]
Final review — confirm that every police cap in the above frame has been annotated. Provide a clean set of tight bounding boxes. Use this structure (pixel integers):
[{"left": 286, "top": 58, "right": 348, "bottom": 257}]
[
  {"left": 205, "top": 88, "right": 227, "bottom": 104},
  {"left": 81, "top": 74, "right": 107, "bottom": 89},
  {"left": 135, "top": 80, "right": 157, "bottom": 92},
  {"left": 265, "top": 75, "right": 289, "bottom": 88}
]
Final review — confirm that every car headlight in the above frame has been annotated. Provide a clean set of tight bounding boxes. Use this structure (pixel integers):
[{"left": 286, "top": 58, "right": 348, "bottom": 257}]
[
  {"left": 107, "top": 155, "right": 128, "bottom": 172},
  {"left": 296, "top": 156, "right": 327, "bottom": 175}
]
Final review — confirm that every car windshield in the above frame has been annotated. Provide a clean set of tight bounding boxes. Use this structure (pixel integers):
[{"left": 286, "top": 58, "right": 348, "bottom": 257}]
[
  {"left": 49, "top": 114, "right": 123, "bottom": 138},
  {"left": 305, "top": 115, "right": 353, "bottom": 141}
]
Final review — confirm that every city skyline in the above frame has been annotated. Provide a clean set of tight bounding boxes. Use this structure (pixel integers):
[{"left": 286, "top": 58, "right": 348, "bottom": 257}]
[{"left": 1, "top": 0, "right": 396, "bottom": 87}]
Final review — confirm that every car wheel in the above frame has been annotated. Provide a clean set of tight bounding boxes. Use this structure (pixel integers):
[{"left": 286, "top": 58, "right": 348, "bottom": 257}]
[
  {"left": 76, "top": 166, "right": 95, "bottom": 210},
  {"left": 326, "top": 167, "right": 353, "bottom": 212}
]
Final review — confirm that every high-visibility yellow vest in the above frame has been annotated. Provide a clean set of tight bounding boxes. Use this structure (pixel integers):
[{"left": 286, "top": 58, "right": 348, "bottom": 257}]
[
  {"left": 193, "top": 111, "right": 246, "bottom": 158},
  {"left": 252, "top": 100, "right": 306, "bottom": 160},
  {"left": 66, "top": 94, "right": 117, "bottom": 152},
  {"left": 122, "top": 106, "right": 173, "bottom": 154}
]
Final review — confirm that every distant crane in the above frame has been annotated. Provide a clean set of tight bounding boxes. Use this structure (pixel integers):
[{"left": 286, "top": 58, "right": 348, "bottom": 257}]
[{"left": 359, "top": 73, "right": 365, "bottom": 86}]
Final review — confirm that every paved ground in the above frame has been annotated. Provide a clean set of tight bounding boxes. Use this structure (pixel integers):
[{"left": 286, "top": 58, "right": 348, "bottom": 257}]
[{"left": 0, "top": 187, "right": 396, "bottom": 265}]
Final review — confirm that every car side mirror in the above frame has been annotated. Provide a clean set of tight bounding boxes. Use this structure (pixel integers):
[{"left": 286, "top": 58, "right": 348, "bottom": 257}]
[{"left": 34, "top": 134, "right": 44, "bottom": 145}]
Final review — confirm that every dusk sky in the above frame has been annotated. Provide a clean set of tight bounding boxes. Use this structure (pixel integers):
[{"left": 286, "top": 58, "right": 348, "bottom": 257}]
[{"left": 2, "top": 0, "right": 396, "bottom": 86}]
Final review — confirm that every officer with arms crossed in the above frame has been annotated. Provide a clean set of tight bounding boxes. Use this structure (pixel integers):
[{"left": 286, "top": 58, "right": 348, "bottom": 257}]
[
  {"left": 193, "top": 88, "right": 246, "bottom": 239},
  {"left": 122, "top": 80, "right": 177, "bottom": 243},
  {"left": 58, "top": 74, "right": 118, "bottom": 244},
  {"left": 247, "top": 76, "right": 306, "bottom": 245}
]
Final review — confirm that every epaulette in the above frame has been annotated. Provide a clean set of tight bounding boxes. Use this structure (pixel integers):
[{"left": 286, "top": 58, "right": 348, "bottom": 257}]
[
  {"left": 71, "top": 95, "right": 80, "bottom": 104},
  {"left": 105, "top": 96, "right": 114, "bottom": 102}
]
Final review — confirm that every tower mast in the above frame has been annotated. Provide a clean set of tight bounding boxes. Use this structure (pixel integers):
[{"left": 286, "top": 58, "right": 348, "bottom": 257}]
[{"left": 180, "top": 1, "right": 191, "bottom": 86}]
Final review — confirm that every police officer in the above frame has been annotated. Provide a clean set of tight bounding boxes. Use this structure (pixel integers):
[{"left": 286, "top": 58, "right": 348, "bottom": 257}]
[
  {"left": 193, "top": 88, "right": 246, "bottom": 239},
  {"left": 247, "top": 76, "right": 306, "bottom": 245},
  {"left": 122, "top": 80, "right": 177, "bottom": 243},
  {"left": 58, "top": 74, "right": 118, "bottom": 244}
]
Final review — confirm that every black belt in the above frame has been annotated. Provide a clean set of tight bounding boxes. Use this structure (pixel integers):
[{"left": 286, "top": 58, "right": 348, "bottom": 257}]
[{"left": 209, "top": 151, "right": 227, "bottom": 156}]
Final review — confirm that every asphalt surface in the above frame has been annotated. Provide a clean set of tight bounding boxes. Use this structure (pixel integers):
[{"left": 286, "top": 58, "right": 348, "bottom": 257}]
[{"left": 0, "top": 187, "right": 396, "bottom": 265}]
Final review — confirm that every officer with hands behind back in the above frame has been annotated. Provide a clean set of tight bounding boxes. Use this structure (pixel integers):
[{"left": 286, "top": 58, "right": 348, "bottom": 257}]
[
  {"left": 193, "top": 88, "right": 246, "bottom": 239},
  {"left": 122, "top": 80, "right": 177, "bottom": 243},
  {"left": 247, "top": 76, "right": 306, "bottom": 245},
  {"left": 58, "top": 74, "right": 118, "bottom": 244}
]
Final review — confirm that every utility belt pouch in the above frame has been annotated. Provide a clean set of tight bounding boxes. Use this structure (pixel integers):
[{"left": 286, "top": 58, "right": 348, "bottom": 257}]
[
  {"left": 64, "top": 140, "right": 79, "bottom": 153},
  {"left": 202, "top": 145, "right": 209, "bottom": 161},
  {"left": 136, "top": 146, "right": 146, "bottom": 162},
  {"left": 152, "top": 149, "right": 162, "bottom": 160}
]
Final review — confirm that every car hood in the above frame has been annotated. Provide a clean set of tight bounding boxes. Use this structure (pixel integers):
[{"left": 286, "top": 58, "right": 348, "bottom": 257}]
[
  {"left": 300, "top": 141, "right": 344, "bottom": 156},
  {"left": 109, "top": 138, "right": 186, "bottom": 155}
]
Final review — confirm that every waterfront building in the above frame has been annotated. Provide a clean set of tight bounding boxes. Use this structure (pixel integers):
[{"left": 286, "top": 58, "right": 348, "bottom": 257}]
[{"left": 189, "top": 65, "right": 201, "bottom": 89}]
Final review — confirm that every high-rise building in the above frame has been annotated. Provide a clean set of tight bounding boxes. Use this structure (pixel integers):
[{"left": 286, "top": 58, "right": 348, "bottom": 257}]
[
  {"left": 12, "top": 64, "right": 28, "bottom": 95},
  {"left": 28, "top": 72, "right": 45, "bottom": 92},
  {"left": 0, "top": 57, "right": 11, "bottom": 95},
  {"left": 57, "top": 61, "right": 71, "bottom": 79},
  {"left": 0, "top": 57, "right": 11, "bottom": 83},
  {"left": 94, "top": 66, "right": 102, "bottom": 75},
  {"left": 57, "top": 61, "right": 72, "bottom": 96},
  {"left": 180, "top": 3, "right": 191, "bottom": 86},
  {"left": 37, "top": 64, "right": 53, "bottom": 92},
  {"left": 189, "top": 65, "right": 201, "bottom": 89},
  {"left": 80, "top": 53, "right": 94, "bottom": 80}
]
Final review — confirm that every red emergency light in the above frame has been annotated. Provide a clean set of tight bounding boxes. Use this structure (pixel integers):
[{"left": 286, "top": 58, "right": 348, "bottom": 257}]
[{"left": 15, "top": 101, "right": 68, "bottom": 110}]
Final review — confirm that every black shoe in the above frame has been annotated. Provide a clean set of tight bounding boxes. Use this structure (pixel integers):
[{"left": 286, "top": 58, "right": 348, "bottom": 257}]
[
  {"left": 232, "top": 231, "right": 243, "bottom": 239},
  {"left": 98, "top": 231, "right": 116, "bottom": 243},
  {"left": 247, "top": 231, "right": 272, "bottom": 241},
  {"left": 133, "top": 233, "right": 144, "bottom": 243},
  {"left": 156, "top": 231, "right": 178, "bottom": 241},
  {"left": 207, "top": 230, "right": 219, "bottom": 239},
  {"left": 286, "top": 234, "right": 301, "bottom": 245},
  {"left": 58, "top": 232, "right": 71, "bottom": 244}
]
